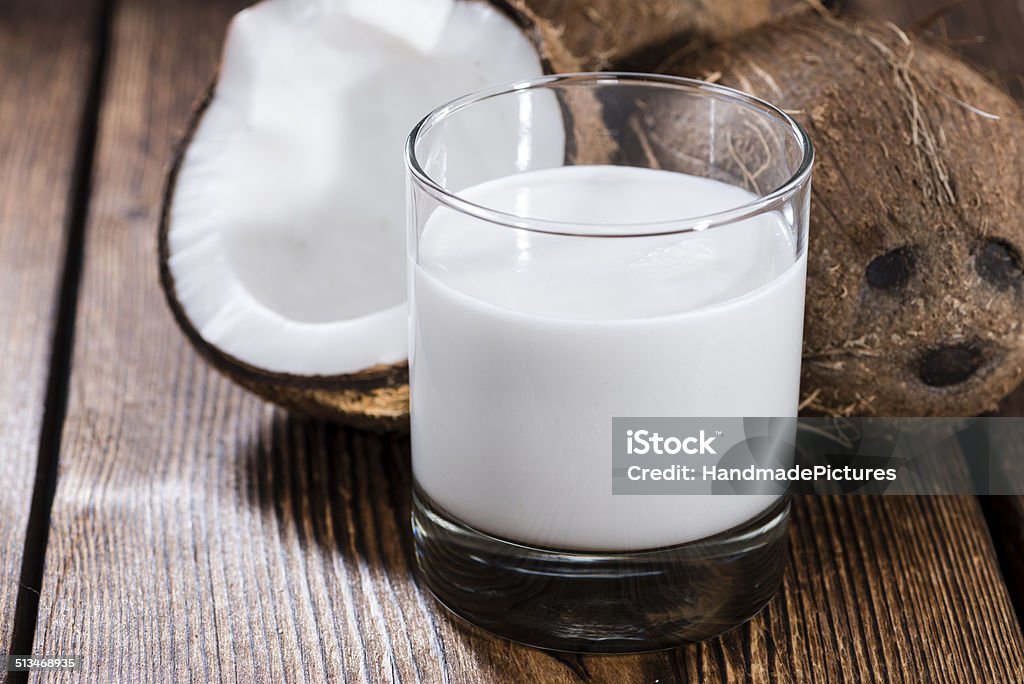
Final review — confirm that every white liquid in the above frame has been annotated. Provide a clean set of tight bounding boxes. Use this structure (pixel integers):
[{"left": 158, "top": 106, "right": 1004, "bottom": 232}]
[{"left": 411, "top": 166, "right": 807, "bottom": 551}]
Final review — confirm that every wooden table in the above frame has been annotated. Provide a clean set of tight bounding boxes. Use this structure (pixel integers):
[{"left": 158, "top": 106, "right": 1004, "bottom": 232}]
[{"left": 2, "top": 1, "right": 1023, "bottom": 681}]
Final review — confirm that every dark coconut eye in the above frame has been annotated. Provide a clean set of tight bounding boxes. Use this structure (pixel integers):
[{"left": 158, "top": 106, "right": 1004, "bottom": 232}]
[
  {"left": 919, "top": 343, "right": 983, "bottom": 387},
  {"left": 973, "top": 238, "right": 1022, "bottom": 291},
  {"left": 866, "top": 247, "right": 915, "bottom": 291}
]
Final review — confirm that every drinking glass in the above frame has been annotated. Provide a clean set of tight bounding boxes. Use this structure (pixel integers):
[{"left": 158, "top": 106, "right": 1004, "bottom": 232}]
[{"left": 405, "top": 73, "right": 813, "bottom": 652}]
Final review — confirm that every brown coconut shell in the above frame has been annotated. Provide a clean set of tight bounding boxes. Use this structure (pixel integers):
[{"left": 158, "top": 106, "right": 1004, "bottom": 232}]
[
  {"left": 161, "top": 0, "right": 770, "bottom": 430},
  {"left": 663, "top": 10, "right": 1024, "bottom": 416},
  {"left": 509, "top": 0, "right": 772, "bottom": 71}
]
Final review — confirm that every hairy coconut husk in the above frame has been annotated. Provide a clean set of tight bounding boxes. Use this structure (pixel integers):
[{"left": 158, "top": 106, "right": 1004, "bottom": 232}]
[
  {"left": 509, "top": 0, "right": 772, "bottom": 71},
  {"left": 663, "top": 10, "right": 1024, "bottom": 416}
]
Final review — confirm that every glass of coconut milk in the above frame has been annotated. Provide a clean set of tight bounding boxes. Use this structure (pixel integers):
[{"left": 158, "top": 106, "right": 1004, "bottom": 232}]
[{"left": 405, "top": 73, "right": 813, "bottom": 652}]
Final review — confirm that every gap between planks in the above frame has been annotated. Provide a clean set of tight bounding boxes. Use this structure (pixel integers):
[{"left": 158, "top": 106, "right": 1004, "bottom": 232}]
[{"left": 5, "top": 2, "right": 113, "bottom": 683}]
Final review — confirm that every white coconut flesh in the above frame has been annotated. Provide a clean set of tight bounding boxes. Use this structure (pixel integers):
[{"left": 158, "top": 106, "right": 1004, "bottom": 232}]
[{"left": 167, "top": 0, "right": 562, "bottom": 377}]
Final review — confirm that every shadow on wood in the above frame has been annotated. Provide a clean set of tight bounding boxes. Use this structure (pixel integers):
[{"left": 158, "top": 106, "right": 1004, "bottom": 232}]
[
  {"left": 238, "top": 415, "right": 417, "bottom": 574},
  {"left": 234, "top": 414, "right": 689, "bottom": 681}
]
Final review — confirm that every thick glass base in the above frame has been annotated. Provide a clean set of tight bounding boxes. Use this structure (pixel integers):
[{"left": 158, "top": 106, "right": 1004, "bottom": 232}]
[{"left": 412, "top": 489, "right": 790, "bottom": 653}]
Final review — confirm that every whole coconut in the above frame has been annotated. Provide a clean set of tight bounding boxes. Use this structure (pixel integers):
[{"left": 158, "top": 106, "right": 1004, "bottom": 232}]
[{"left": 664, "top": 10, "right": 1024, "bottom": 416}]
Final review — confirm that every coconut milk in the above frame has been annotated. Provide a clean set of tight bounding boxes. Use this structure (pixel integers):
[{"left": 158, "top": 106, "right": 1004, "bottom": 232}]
[{"left": 411, "top": 165, "right": 806, "bottom": 551}]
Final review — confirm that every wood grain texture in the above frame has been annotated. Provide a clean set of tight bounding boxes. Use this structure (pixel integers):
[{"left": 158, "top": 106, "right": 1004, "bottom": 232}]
[
  {"left": 841, "top": 0, "right": 1024, "bottom": 100},
  {"left": 0, "top": 0, "right": 99, "bottom": 656},
  {"left": 25, "top": 0, "right": 1024, "bottom": 682}
]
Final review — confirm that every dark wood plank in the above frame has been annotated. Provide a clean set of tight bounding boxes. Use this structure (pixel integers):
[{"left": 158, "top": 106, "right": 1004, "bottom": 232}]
[
  {"left": 841, "top": 0, "right": 1024, "bottom": 100},
  {"left": 0, "top": 0, "right": 100, "bottom": 658},
  {"left": 29, "top": 0, "right": 1024, "bottom": 681}
]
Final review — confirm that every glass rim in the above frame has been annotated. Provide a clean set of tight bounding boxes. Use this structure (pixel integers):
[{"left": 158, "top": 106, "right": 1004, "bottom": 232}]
[{"left": 406, "top": 72, "right": 814, "bottom": 238}]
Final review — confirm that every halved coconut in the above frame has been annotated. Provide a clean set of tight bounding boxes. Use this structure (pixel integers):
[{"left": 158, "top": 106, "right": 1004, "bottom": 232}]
[{"left": 159, "top": 0, "right": 770, "bottom": 431}]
